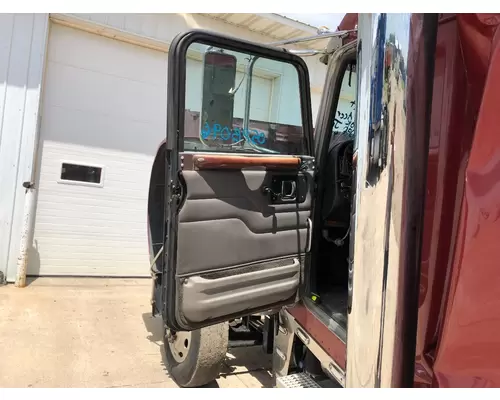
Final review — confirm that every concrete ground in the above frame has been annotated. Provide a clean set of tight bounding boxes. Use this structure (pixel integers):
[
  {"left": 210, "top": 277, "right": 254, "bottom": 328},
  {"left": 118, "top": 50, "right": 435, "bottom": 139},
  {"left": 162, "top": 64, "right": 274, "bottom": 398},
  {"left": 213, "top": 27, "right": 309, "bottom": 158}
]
[{"left": 0, "top": 278, "right": 273, "bottom": 388}]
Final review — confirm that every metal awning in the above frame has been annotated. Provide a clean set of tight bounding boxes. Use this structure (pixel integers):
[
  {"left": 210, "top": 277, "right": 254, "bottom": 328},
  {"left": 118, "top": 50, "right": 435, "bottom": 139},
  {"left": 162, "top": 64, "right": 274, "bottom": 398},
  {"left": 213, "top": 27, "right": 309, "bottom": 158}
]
[{"left": 198, "top": 13, "right": 331, "bottom": 51}]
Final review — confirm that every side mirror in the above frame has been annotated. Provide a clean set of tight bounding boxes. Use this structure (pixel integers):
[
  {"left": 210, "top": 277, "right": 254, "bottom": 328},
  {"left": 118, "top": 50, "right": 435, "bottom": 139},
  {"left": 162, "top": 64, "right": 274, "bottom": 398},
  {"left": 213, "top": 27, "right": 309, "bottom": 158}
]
[{"left": 201, "top": 51, "right": 237, "bottom": 143}]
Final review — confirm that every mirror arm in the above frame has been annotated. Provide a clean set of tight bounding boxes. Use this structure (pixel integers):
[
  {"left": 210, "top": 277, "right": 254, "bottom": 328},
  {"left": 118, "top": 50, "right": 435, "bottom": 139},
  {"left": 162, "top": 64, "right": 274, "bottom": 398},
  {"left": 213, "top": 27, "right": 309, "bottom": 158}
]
[
  {"left": 268, "top": 29, "right": 357, "bottom": 47},
  {"left": 288, "top": 49, "right": 325, "bottom": 57},
  {"left": 243, "top": 56, "right": 259, "bottom": 133}
]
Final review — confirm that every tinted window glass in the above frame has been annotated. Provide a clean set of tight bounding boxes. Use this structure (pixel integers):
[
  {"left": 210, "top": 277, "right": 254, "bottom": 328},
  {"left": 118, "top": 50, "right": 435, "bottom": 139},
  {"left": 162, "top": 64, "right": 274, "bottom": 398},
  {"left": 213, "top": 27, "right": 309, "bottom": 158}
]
[{"left": 60, "top": 163, "right": 102, "bottom": 184}]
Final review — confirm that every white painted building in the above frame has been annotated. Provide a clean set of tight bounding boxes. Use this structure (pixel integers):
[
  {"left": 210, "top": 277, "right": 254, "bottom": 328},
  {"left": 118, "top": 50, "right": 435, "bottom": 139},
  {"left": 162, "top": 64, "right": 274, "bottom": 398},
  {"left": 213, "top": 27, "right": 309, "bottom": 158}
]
[{"left": 0, "top": 13, "right": 331, "bottom": 283}]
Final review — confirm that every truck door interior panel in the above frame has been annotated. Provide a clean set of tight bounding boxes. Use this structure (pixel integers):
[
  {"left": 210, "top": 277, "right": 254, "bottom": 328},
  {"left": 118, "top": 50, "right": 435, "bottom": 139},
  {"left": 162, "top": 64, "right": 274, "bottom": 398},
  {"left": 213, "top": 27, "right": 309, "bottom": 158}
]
[{"left": 162, "top": 30, "right": 315, "bottom": 331}]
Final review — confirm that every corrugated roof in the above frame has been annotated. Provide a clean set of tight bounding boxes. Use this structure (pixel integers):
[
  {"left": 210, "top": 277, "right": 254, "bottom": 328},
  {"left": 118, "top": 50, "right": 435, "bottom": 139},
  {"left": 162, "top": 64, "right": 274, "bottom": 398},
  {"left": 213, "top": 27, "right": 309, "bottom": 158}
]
[
  {"left": 198, "top": 13, "right": 330, "bottom": 51},
  {"left": 273, "top": 13, "right": 320, "bottom": 30}
]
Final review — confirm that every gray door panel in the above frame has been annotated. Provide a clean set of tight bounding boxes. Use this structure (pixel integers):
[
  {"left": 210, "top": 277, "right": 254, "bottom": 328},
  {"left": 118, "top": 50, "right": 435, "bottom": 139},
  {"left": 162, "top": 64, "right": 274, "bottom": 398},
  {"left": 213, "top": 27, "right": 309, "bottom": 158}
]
[
  {"left": 179, "top": 258, "right": 300, "bottom": 324},
  {"left": 177, "top": 169, "right": 312, "bottom": 275},
  {"left": 174, "top": 164, "right": 313, "bottom": 326}
]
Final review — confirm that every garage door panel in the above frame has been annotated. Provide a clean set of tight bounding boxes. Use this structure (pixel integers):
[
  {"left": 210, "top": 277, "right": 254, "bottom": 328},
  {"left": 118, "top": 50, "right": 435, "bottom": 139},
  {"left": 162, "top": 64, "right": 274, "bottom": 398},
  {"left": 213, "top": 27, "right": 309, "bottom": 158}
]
[
  {"left": 31, "top": 24, "right": 166, "bottom": 277},
  {"left": 34, "top": 210, "right": 146, "bottom": 227},
  {"left": 37, "top": 180, "right": 149, "bottom": 198},
  {"left": 36, "top": 254, "right": 145, "bottom": 264},
  {"left": 35, "top": 200, "right": 147, "bottom": 231},
  {"left": 35, "top": 263, "right": 149, "bottom": 277},
  {"left": 37, "top": 167, "right": 151, "bottom": 196},
  {"left": 44, "top": 61, "right": 166, "bottom": 125},
  {"left": 35, "top": 211, "right": 146, "bottom": 227},
  {"left": 34, "top": 228, "right": 146, "bottom": 240},
  {"left": 34, "top": 251, "right": 147, "bottom": 263},
  {"left": 40, "top": 106, "right": 164, "bottom": 155},
  {"left": 33, "top": 245, "right": 147, "bottom": 260},
  {"left": 39, "top": 140, "right": 155, "bottom": 170},
  {"left": 36, "top": 192, "right": 147, "bottom": 210},
  {"left": 38, "top": 143, "right": 152, "bottom": 191},
  {"left": 34, "top": 219, "right": 148, "bottom": 241},
  {"left": 33, "top": 242, "right": 147, "bottom": 254},
  {"left": 48, "top": 23, "right": 167, "bottom": 86},
  {"left": 37, "top": 149, "right": 153, "bottom": 201},
  {"left": 36, "top": 152, "right": 153, "bottom": 182},
  {"left": 34, "top": 233, "right": 145, "bottom": 244}
]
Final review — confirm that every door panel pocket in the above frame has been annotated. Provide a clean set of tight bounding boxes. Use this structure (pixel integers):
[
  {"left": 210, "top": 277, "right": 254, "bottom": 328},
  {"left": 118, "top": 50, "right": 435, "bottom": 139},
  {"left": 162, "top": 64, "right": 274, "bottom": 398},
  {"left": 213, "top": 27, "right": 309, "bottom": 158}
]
[{"left": 178, "top": 258, "right": 300, "bottom": 324}]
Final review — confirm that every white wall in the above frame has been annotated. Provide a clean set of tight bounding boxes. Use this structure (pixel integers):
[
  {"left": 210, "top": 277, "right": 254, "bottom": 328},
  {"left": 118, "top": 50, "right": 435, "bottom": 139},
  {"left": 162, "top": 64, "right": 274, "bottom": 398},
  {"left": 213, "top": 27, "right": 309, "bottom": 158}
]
[
  {"left": 304, "top": 56, "right": 328, "bottom": 125},
  {"left": 0, "top": 14, "right": 49, "bottom": 283},
  {"left": 262, "top": 59, "right": 303, "bottom": 126}
]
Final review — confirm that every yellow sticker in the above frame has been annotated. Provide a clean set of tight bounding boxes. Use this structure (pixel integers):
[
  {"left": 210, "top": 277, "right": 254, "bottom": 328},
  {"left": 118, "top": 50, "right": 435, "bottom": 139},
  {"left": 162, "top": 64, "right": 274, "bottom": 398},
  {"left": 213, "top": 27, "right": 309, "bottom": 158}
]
[{"left": 311, "top": 295, "right": 317, "bottom": 301}]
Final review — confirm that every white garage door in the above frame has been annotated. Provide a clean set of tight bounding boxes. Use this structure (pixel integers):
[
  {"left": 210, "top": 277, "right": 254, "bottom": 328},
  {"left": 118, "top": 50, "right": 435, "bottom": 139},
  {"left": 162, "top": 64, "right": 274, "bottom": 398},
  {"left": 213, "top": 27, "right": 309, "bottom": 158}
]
[
  {"left": 31, "top": 24, "right": 168, "bottom": 276},
  {"left": 31, "top": 24, "right": 275, "bottom": 277}
]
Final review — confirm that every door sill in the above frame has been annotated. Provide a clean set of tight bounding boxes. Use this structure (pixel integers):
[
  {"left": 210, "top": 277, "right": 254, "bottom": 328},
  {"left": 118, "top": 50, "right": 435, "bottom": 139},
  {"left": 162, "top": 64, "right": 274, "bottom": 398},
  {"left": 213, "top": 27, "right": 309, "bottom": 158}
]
[{"left": 303, "top": 297, "right": 347, "bottom": 344}]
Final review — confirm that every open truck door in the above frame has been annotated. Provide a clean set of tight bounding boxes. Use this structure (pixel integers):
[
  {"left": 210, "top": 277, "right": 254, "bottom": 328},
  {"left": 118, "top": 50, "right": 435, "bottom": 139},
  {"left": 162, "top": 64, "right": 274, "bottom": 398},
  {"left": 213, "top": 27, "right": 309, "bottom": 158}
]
[
  {"left": 147, "top": 29, "right": 317, "bottom": 386},
  {"left": 160, "top": 30, "right": 316, "bottom": 332},
  {"left": 148, "top": 28, "right": 317, "bottom": 386}
]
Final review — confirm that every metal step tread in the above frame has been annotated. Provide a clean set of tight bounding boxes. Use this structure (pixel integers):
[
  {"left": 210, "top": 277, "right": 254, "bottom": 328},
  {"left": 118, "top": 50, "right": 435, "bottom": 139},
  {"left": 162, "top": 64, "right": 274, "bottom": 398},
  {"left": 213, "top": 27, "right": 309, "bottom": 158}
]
[{"left": 276, "top": 373, "right": 322, "bottom": 388}]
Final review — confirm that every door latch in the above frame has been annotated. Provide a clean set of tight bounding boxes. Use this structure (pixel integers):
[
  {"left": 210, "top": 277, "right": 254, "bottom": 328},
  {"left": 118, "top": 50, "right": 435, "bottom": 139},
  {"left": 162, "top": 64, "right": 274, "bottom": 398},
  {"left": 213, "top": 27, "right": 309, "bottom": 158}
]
[
  {"left": 281, "top": 180, "right": 296, "bottom": 200},
  {"left": 262, "top": 177, "right": 298, "bottom": 203}
]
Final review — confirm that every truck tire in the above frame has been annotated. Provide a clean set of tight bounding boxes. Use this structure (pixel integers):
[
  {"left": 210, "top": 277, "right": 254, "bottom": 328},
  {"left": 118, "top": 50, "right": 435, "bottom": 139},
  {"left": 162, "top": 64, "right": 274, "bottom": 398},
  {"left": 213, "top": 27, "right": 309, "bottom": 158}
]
[{"left": 164, "top": 322, "right": 229, "bottom": 387}]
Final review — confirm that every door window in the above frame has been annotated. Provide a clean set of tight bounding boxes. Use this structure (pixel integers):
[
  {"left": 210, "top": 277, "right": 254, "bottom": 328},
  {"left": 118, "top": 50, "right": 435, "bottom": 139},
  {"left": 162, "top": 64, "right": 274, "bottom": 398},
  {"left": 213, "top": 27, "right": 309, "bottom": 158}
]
[
  {"left": 332, "top": 63, "right": 357, "bottom": 139},
  {"left": 183, "top": 42, "right": 308, "bottom": 155}
]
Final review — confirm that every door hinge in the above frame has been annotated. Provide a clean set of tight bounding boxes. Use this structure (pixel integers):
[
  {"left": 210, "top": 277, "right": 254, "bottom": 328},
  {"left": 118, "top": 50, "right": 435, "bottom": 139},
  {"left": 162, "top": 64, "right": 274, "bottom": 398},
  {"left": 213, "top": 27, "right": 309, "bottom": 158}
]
[{"left": 168, "top": 180, "right": 182, "bottom": 203}]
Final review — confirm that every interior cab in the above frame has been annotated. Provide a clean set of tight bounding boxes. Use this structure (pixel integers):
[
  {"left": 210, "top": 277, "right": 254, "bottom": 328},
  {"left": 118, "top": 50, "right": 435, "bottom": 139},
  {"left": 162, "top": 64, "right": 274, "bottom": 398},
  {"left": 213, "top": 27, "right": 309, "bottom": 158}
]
[
  {"left": 307, "top": 41, "right": 357, "bottom": 341},
  {"left": 147, "top": 28, "right": 358, "bottom": 386}
]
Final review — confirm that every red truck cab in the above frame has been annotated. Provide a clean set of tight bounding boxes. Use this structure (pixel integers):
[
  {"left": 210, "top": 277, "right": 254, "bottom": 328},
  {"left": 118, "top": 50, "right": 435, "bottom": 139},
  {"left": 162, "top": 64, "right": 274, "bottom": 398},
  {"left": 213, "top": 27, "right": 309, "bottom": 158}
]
[{"left": 148, "top": 13, "right": 500, "bottom": 388}]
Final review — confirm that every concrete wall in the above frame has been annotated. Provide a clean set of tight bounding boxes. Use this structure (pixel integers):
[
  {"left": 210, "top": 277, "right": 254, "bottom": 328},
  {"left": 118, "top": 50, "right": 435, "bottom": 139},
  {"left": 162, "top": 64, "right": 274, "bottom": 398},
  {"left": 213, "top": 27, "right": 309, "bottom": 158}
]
[{"left": 0, "top": 14, "right": 49, "bottom": 283}]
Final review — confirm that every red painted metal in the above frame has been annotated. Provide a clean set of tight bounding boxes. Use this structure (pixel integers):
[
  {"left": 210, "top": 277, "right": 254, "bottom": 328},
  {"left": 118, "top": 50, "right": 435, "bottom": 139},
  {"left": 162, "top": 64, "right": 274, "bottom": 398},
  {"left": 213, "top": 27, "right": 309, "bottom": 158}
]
[
  {"left": 337, "top": 13, "right": 358, "bottom": 32},
  {"left": 432, "top": 16, "right": 500, "bottom": 388},
  {"left": 287, "top": 304, "right": 347, "bottom": 370},
  {"left": 150, "top": 13, "right": 500, "bottom": 387},
  {"left": 413, "top": 15, "right": 468, "bottom": 387},
  {"left": 337, "top": 13, "right": 358, "bottom": 45},
  {"left": 322, "top": 13, "right": 500, "bottom": 387}
]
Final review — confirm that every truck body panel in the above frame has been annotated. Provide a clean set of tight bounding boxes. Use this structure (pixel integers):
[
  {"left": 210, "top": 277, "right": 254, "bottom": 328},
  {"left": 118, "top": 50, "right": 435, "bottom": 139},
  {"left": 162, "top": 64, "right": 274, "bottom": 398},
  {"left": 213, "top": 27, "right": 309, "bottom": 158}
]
[{"left": 148, "top": 13, "right": 500, "bottom": 388}]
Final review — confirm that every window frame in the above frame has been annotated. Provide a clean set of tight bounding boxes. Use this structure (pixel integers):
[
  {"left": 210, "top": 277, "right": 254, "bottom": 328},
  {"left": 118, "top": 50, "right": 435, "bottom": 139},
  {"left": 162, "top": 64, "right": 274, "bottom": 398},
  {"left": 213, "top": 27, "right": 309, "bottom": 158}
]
[
  {"left": 166, "top": 29, "right": 314, "bottom": 157},
  {"left": 57, "top": 160, "right": 105, "bottom": 188}
]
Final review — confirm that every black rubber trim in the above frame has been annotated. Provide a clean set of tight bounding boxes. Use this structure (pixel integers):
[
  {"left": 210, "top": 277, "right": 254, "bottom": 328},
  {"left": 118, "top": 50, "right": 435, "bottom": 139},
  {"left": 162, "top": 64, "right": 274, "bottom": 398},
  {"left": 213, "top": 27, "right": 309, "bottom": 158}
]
[
  {"left": 399, "top": 14, "right": 438, "bottom": 388},
  {"left": 305, "top": 42, "right": 357, "bottom": 300}
]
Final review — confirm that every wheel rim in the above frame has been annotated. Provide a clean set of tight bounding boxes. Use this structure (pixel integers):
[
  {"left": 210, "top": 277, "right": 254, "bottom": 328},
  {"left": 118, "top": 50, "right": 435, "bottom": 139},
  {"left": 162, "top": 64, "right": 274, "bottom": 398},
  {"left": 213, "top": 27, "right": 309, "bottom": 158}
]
[{"left": 166, "top": 330, "right": 191, "bottom": 363}]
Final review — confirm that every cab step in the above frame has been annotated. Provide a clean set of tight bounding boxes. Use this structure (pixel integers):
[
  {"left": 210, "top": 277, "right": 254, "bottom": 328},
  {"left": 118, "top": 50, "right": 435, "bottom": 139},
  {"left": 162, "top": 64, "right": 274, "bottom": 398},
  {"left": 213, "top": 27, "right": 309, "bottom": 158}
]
[{"left": 275, "top": 373, "right": 321, "bottom": 388}]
